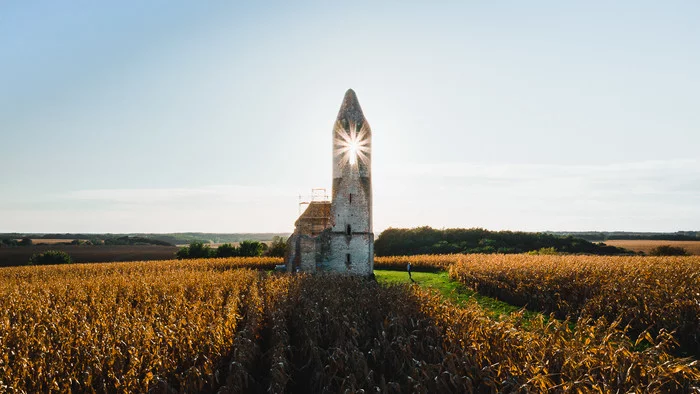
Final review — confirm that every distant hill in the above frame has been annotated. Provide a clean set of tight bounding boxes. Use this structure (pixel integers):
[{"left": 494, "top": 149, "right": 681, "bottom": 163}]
[
  {"left": 141, "top": 233, "right": 291, "bottom": 245},
  {"left": 546, "top": 231, "right": 700, "bottom": 242}
]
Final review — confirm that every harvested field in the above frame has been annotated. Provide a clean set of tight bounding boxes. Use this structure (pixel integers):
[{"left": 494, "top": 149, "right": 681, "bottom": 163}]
[
  {"left": 29, "top": 238, "right": 77, "bottom": 244},
  {"left": 0, "top": 245, "right": 178, "bottom": 267},
  {"left": 604, "top": 239, "right": 700, "bottom": 255},
  {"left": 175, "top": 241, "right": 274, "bottom": 248}
]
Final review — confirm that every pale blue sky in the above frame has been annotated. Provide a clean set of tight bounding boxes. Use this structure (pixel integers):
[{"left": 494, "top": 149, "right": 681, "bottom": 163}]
[{"left": 1, "top": 1, "right": 699, "bottom": 233}]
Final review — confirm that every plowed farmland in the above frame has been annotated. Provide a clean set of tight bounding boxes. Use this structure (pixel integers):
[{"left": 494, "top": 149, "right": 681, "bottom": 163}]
[{"left": 604, "top": 239, "right": 700, "bottom": 255}]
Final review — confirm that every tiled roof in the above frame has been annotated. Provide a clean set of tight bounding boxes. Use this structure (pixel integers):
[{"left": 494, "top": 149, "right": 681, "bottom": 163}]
[{"left": 297, "top": 201, "right": 331, "bottom": 222}]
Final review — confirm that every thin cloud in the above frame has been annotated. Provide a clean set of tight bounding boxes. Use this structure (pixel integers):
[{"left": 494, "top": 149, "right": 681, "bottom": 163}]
[
  {"left": 380, "top": 158, "right": 700, "bottom": 197},
  {"left": 387, "top": 158, "right": 698, "bottom": 179}
]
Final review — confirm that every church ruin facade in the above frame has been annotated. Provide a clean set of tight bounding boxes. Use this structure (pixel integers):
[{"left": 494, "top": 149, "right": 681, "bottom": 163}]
[{"left": 285, "top": 89, "right": 374, "bottom": 275}]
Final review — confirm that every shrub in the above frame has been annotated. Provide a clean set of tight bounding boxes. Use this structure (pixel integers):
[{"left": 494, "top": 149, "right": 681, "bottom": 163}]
[
  {"left": 527, "top": 247, "right": 558, "bottom": 255},
  {"left": 28, "top": 250, "right": 72, "bottom": 266},
  {"left": 648, "top": 245, "right": 688, "bottom": 256}
]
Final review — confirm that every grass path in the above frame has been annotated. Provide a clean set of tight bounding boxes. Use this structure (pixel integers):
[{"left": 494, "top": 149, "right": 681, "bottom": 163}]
[{"left": 374, "top": 270, "right": 542, "bottom": 321}]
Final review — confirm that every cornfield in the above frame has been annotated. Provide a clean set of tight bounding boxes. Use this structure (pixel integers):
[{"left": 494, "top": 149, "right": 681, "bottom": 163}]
[
  {"left": 1, "top": 257, "right": 699, "bottom": 392},
  {"left": 449, "top": 254, "right": 700, "bottom": 357}
]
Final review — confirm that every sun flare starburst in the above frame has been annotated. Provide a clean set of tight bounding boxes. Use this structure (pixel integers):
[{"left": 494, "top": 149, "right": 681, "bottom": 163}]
[{"left": 334, "top": 121, "right": 370, "bottom": 167}]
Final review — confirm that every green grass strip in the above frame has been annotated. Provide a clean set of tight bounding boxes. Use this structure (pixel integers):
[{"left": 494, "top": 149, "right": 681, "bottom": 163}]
[{"left": 374, "top": 270, "right": 542, "bottom": 322}]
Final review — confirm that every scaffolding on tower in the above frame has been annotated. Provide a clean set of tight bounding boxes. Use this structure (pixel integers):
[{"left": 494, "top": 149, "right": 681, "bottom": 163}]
[
  {"left": 296, "top": 188, "right": 332, "bottom": 236},
  {"left": 298, "top": 188, "right": 330, "bottom": 215}
]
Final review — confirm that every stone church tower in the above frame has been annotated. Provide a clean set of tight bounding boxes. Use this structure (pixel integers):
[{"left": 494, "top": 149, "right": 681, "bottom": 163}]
[{"left": 285, "top": 89, "right": 374, "bottom": 275}]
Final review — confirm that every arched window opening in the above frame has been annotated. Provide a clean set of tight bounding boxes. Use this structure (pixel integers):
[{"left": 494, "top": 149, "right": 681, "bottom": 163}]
[
  {"left": 346, "top": 224, "right": 351, "bottom": 235},
  {"left": 346, "top": 253, "right": 351, "bottom": 267}
]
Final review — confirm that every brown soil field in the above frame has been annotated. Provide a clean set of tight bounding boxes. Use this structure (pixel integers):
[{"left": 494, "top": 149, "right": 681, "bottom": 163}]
[
  {"left": 0, "top": 245, "right": 178, "bottom": 267},
  {"left": 604, "top": 240, "right": 700, "bottom": 255}
]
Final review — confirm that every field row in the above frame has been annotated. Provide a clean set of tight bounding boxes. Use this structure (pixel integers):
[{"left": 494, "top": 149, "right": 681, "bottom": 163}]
[{"left": 1, "top": 259, "right": 698, "bottom": 392}]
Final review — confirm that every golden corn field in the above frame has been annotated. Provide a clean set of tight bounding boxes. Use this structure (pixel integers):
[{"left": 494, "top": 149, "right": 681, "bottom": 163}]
[
  {"left": 0, "top": 256, "right": 699, "bottom": 392},
  {"left": 449, "top": 254, "right": 700, "bottom": 358},
  {"left": 374, "top": 254, "right": 461, "bottom": 271}
]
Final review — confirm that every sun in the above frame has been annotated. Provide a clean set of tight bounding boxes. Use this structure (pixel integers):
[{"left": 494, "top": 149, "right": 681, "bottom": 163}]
[{"left": 334, "top": 121, "right": 370, "bottom": 166}]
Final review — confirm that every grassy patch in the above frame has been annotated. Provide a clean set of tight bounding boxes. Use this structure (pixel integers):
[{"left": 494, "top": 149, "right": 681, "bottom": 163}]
[{"left": 375, "top": 270, "right": 542, "bottom": 321}]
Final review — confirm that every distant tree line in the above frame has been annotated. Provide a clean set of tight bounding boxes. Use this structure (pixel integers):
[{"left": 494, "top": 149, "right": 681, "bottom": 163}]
[
  {"left": 374, "top": 227, "right": 632, "bottom": 256},
  {"left": 175, "top": 236, "right": 287, "bottom": 259},
  {"left": 546, "top": 231, "right": 700, "bottom": 242},
  {"left": 0, "top": 236, "right": 173, "bottom": 247},
  {"left": 0, "top": 237, "right": 33, "bottom": 248},
  {"left": 103, "top": 236, "right": 173, "bottom": 246},
  {"left": 152, "top": 232, "right": 289, "bottom": 245},
  {"left": 0, "top": 233, "right": 292, "bottom": 247}
]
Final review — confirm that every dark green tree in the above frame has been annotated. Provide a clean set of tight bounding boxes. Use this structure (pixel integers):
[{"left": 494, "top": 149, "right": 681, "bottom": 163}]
[
  {"left": 175, "top": 241, "right": 213, "bottom": 259},
  {"left": 238, "top": 240, "right": 265, "bottom": 257},
  {"left": 266, "top": 236, "right": 287, "bottom": 257},
  {"left": 215, "top": 243, "right": 239, "bottom": 258},
  {"left": 175, "top": 246, "right": 190, "bottom": 259}
]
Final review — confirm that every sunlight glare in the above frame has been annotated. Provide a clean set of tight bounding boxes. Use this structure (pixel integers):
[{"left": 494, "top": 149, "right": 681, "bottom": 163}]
[
  {"left": 335, "top": 121, "right": 370, "bottom": 167},
  {"left": 348, "top": 140, "right": 358, "bottom": 165}
]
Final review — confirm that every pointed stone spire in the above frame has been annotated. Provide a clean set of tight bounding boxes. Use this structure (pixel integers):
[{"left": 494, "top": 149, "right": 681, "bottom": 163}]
[
  {"left": 332, "top": 89, "right": 372, "bottom": 179},
  {"left": 335, "top": 89, "right": 366, "bottom": 126}
]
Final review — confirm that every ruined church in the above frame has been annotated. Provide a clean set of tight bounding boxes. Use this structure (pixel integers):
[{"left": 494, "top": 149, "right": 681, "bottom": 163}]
[{"left": 285, "top": 89, "right": 374, "bottom": 275}]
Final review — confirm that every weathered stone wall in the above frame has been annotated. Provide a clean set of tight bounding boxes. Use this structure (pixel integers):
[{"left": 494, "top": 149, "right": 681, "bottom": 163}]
[
  {"left": 299, "top": 236, "right": 317, "bottom": 273},
  {"left": 323, "top": 233, "right": 374, "bottom": 275},
  {"left": 284, "top": 233, "right": 298, "bottom": 272},
  {"left": 314, "top": 230, "right": 332, "bottom": 269},
  {"left": 330, "top": 176, "right": 371, "bottom": 234}
]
